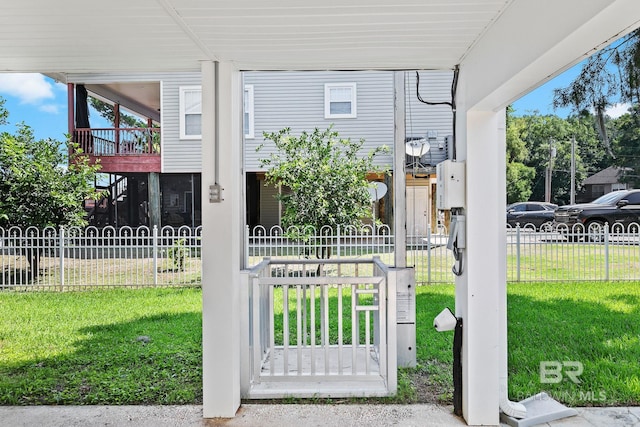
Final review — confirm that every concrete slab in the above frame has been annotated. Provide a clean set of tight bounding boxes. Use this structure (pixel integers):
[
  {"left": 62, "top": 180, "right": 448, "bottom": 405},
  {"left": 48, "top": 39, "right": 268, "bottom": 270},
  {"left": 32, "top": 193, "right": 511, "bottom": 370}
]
[
  {"left": 0, "top": 404, "right": 465, "bottom": 427},
  {"left": 1, "top": 404, "right": 637, "bottom": 427}
]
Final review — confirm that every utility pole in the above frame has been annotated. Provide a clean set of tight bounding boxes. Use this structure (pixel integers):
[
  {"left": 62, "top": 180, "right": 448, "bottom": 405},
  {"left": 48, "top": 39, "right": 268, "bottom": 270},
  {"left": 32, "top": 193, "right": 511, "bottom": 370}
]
[
  {"left": 570, "top": 136, "right": 576, "bottom": 204},
  {"left": 545, "top": 138, "right": 556, "bottom": 203}
]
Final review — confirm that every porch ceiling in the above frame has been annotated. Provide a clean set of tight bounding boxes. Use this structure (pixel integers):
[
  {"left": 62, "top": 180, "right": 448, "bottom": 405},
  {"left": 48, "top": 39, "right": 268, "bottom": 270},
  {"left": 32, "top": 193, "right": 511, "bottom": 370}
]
[{"left": 2, "top": 0, "right": 640, "bottom": 110}]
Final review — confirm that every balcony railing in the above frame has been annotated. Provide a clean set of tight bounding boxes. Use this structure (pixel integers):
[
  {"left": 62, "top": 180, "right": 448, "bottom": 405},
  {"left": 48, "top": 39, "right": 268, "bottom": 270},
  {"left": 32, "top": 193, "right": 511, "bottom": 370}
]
[{"left": 74, "top": 128, "right": 160, "bottom": 156}]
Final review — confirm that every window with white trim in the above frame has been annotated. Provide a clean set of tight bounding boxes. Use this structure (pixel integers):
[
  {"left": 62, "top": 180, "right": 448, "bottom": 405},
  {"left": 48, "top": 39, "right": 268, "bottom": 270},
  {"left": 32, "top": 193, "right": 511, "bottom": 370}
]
[
  {"left": 324, "top": 83, "right": 357, "bottom": 119},
  {"left": 244, "top": 85, "right": 254, "bottom": 139},
  {"left": 179, "top": 86, "right": 202, "bottom": 139}
]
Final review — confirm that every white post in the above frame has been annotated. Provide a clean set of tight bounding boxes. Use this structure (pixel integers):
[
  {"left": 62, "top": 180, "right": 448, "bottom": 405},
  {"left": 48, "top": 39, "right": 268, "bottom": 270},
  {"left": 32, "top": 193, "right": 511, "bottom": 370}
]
[
  {"left": 59, "top": 226, "right": 65, "bottom": 291},
  {"left": 570, "top": 136, "right": 576, "bottom": 205},
  {"left": 152, "top": 225, "right": 158, "bottom": 286},
  {"left": 201, "top": 60, "right": 242, "bottom": 418},
  {"left": 455, "top": 92, "right": 503, "bottom": 423},
  {"left": 393, "top": 71, "right": 406, "bottom": 268}
]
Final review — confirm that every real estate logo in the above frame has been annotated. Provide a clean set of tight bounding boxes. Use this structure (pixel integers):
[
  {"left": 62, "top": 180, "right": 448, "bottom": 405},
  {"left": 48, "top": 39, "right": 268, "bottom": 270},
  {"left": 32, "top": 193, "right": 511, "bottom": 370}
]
[
  {"left": 538, "top": 361, "right": 607, "bottom": 403},
  {"left": 540, "top": 361, "right": 583, "bottom": 384}
]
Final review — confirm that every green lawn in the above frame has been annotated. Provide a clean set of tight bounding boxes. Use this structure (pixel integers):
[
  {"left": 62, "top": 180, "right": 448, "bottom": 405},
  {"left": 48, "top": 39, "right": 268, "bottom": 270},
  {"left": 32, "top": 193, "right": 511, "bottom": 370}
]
[
  {"left": 0, "top": 283, "right": 638, "bottom": 406},
  {"left": 0, "top": 288, "right": 202, "bottom": 405},
  {"left": 416, "top": 282, "right": 640, "bottom": 406}
]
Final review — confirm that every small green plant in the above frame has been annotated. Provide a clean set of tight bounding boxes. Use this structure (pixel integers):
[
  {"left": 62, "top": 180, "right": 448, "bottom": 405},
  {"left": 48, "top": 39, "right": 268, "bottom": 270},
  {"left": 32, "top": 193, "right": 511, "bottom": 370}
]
[{"left": 168, "top": 238, "right": 189, "bottom": 271}]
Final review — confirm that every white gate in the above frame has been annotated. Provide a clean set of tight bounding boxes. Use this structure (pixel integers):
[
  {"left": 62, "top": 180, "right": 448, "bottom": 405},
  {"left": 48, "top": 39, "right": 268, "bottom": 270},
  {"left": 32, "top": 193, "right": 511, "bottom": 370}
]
[{"left": 240, "top": 257, "right": 397, "bottom": 398}]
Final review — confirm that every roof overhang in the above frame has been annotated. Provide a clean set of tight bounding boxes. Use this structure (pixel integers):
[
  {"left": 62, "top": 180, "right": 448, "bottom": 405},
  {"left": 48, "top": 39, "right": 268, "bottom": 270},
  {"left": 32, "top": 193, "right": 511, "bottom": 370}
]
[{"left": 1, "top": 0, "right": 640, "bottom": 111}]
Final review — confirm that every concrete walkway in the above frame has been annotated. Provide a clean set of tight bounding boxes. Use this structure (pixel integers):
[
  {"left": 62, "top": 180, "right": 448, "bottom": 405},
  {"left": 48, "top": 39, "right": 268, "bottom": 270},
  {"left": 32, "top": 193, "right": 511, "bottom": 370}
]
[{"left": 0, "top": 404, "right": 638, "bottom": 426}]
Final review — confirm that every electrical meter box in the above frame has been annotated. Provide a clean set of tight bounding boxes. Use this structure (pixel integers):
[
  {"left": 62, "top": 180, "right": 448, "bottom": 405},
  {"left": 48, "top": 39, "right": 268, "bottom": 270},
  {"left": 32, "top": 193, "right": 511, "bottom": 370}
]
[{"left": 436, "top": 160, "right": 466, "bottom": 210}]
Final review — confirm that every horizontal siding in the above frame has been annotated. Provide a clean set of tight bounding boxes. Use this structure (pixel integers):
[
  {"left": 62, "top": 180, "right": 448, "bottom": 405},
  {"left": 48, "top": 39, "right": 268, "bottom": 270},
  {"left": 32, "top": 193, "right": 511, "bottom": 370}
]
[
  {"left": 68, "top": 70, "right": 454, "bottom": 173},
  {"left": 160, "top": 73, "right": 202, "bottom": 173},
  {"left": 244, "top": 71, "right": 395, "bottom": 171},
  {"left": 244, "top": 70, "right": 454, "bottom": 171}
]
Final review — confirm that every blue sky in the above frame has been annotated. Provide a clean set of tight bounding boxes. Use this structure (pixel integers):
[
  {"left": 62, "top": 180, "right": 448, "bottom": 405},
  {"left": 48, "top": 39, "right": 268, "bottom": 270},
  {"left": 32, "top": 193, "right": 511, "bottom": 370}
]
[{"left": 0, "top": 68, "right": 630, "bottom": 141}]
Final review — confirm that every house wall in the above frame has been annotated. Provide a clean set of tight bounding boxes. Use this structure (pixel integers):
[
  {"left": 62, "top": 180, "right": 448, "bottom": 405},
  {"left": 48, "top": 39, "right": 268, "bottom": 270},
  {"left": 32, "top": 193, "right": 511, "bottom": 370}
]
[
  {"left": 245, "top": 70, "right": 454, "bottom": 229},
  {"left": 160, "top": 73, "right": 202, "bottom": 173},
  {"left": 243, "top": 70, "right": 396, "bottom": 171}
]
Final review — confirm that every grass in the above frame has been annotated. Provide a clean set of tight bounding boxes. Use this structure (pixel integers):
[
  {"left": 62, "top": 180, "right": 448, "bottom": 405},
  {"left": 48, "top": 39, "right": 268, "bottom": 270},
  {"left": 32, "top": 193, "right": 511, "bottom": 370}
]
[
  {"left": 1, "top": 282, "right": 638, "bottom": 406},
  {"left": 414, "top": 282, "right": 640, "bottom": 406},
  {"left": 0, "top": 288, "right": 202, "bottom": 405}
]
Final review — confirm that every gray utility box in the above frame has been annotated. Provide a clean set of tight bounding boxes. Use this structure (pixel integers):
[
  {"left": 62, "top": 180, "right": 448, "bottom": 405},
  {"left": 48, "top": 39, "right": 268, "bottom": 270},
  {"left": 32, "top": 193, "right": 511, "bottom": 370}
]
[{"left": 395, "top": 267, "right": 416, "bottom": 368}]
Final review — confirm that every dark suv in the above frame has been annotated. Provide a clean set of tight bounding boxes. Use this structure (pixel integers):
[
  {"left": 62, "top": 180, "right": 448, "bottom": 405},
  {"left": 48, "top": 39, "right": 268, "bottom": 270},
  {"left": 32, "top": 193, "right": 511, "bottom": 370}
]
[{"left": 554, "top": 190, "right": 640, "bottom": 237}]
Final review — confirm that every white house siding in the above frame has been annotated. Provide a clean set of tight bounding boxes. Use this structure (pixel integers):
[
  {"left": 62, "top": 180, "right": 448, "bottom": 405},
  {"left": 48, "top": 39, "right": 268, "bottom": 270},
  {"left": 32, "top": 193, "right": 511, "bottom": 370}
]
[
  {"left": 243, "top": 71, "right": 396, "bottom": 172},
  {"left": 159, "top": 73, "right": 202, "bottom": 173}
]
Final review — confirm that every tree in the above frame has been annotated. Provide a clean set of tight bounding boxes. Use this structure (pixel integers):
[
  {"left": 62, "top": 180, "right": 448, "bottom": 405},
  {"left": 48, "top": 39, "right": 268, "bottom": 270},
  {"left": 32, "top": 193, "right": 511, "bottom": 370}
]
[
  {"left": 0, "top": 99, "right": 103, "bottom": 275},
  {"left": 553, "top": 29, "right": 640, "bottom": 155},
  {"left": 506, "top": 107, "right": 535, "bottom": 203},
  {"left": 610, "top": 105, "right": 640, "bottom": 187},
  {"left": 507, "top": 113, "right": 605, "bottom": 205},
  {"left": 259, "top": 126, "right": 389, "bottom": 258}
]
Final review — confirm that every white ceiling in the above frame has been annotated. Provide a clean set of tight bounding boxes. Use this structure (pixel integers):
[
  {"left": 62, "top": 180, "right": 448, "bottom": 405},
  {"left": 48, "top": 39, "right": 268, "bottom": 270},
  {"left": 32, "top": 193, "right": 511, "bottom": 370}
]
[
  {"left": 2, "top": 0, "right": 640, "bottom": 110},
  {"left": 1, "top": 0, "right": 512, "bottom": 72}
]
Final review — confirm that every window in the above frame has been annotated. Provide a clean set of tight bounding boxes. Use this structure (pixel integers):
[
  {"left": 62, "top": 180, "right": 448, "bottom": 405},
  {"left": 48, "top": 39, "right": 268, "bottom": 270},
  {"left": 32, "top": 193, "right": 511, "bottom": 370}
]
[
  {"left": 324, "top": 83, "right": 357, "bottom": 119},
  {"left": 179, "top": 86, "right": 202, "bottom": 139},
  {"left": 244, "top": 85, "right": 254, "bottom": 139}
]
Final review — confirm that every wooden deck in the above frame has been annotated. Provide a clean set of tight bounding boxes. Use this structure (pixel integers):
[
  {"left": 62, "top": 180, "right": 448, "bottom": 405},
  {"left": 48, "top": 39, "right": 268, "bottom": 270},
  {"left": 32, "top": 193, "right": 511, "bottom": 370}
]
[{"left": 89, "top": 154, "right": 160, "bottom": 173}]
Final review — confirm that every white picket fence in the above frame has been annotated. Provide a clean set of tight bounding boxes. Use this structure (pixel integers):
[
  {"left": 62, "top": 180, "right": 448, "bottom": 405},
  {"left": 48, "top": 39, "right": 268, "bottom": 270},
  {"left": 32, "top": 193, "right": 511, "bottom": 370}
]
[
  {"left": 3, "top": 222, "right": 640, "bottom": 290},
  {"left": 0, "top": 225, "right": 201, "bottom": 290}
]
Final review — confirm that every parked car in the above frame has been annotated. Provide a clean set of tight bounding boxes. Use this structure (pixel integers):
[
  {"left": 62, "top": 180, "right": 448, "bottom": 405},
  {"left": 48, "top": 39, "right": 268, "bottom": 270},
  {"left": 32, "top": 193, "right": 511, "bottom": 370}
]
[
  {"left": 553, "top": 189, "right": 640, "bottom": 240},
  {"left": 506, "top": 202, "right": 557, "bottom": 230}
]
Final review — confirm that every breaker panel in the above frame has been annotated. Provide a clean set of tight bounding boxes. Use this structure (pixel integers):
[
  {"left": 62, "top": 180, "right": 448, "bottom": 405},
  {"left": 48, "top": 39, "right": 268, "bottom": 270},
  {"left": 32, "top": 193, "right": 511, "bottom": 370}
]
[{"left": 436, "top": 160, "right": 466, "bottom": 210}]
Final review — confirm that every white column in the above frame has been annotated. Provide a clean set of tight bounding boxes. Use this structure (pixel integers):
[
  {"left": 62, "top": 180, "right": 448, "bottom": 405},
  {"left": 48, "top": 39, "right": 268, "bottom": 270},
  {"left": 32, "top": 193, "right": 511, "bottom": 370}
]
[
  {"left": 455, "top": 101, "right": 504, "bottom": 424},
  {"left": 201, "top": 60, "right": 242, "bottom": 418}
]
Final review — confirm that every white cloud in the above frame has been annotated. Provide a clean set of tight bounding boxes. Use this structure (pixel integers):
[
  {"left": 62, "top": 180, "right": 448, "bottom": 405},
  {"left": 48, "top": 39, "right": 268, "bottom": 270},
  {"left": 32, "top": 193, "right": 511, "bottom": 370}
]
[
  {"left": 39, "top": 104, "right": 60, "bottom": 114},
  {"left": 605, "top": 103, "right": 631, "bottom": 119},
  {"left": 0, "top": 73, "right": 55, "bottom": 104}
]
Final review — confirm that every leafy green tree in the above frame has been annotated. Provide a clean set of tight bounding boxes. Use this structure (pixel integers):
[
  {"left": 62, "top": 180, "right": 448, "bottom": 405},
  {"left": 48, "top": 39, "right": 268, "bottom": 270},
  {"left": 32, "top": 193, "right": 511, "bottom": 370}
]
[
  {"left": 506, "top": 107, "right": 535, "bottom": 203},
  {"left": 508, "top": 113, "right": 605, "bottom": 205},
  {"left": 553, "top": 29, "right": 640, "bottom": 155},
  {"left": 89, "top": 98, "right": 147, "bottom": 128},
  {"left": 259, "top": 126, "right": 388, "bottom": 258},
  {"left": 610, "top": 106, "right": 640, "bottom": 186},
  {"left": 0, "top": 99, "right": 103, "bottom": 274}
]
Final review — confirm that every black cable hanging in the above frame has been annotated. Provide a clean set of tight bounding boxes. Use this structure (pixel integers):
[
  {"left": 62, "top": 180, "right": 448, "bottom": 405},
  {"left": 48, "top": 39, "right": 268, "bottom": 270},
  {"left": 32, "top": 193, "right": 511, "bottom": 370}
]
[{"left": 416, "top": 65, "right": 460, "bottom": 160}]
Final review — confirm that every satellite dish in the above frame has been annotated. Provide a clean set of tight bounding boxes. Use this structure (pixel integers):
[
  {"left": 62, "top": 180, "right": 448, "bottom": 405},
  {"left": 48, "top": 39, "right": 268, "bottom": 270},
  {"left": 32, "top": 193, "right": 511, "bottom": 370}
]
[
  {"left": 405, "top": 138, "right": 429, "bottom": 157},
  {"left": 367, "top": 182, "right": 388, "bottom": 201}
]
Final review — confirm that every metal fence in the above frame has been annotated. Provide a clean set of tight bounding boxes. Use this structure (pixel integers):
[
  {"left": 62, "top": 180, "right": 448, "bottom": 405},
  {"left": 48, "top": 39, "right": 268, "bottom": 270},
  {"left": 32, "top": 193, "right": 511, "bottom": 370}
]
[
  {"left": 246, "top": 225, "right": 456, "bottom": 285},
  {"left": 248, "top": 223, "right": 640, "bottom": 284},
  {"left": 0, "top": 225, "right": 201, "bottom": 290},
  {"left": 3, "top": 222, "right": 640, "bottom": 291}
]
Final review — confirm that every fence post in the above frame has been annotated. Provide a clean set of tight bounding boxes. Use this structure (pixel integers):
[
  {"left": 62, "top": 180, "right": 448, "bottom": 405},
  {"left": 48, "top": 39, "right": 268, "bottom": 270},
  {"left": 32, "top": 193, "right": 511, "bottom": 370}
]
[
  {"left": 59, "top": 226, "right": 65, "bottom": 291},
  {"left": 516, "top": 225, "right": 521, "bottom": 282},
  {"left": 153, "top": 225, "right": 158, "bottom": 286},
  {"left": 604, "top": 223, "right": 609, "bottom": 281},
  {"left": 245, "top": 225, "right": 250, "bottom": 267},
  {"left": 337, "top": 225, "right": 341, "bottom": 259}
]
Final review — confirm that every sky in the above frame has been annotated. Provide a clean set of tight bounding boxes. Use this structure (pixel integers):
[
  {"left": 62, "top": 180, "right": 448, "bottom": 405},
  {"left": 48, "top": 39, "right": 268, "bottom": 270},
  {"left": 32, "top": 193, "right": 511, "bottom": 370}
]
[{"left": 0, "top": 67, "right": 631, "bottom": 141}]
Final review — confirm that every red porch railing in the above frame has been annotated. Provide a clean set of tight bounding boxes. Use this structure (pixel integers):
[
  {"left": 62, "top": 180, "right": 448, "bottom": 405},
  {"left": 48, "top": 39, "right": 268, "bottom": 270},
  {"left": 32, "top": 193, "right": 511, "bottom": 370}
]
[{"left": 74, "top": 128, "right": 160, "bottom": 156}]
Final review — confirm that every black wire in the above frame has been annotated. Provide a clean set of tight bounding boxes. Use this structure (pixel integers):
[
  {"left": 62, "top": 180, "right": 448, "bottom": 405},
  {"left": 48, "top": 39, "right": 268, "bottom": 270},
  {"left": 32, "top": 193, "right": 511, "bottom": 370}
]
[{"left": 416, "top": 66, "right": 460, "bottom": 160}]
